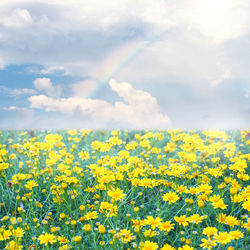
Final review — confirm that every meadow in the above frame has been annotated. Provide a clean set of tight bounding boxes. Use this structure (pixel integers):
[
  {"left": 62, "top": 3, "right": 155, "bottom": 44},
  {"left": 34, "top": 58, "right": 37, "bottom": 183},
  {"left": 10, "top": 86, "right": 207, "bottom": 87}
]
[{"left": 0, "top": 130, "right": 249, "bottom": 250}]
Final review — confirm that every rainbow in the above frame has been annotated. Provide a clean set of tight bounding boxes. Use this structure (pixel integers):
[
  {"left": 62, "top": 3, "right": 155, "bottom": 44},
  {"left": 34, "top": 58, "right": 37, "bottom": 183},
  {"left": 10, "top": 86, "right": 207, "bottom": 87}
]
[{"left": 86, "top": 30, "right": 167, "bottom": 99}]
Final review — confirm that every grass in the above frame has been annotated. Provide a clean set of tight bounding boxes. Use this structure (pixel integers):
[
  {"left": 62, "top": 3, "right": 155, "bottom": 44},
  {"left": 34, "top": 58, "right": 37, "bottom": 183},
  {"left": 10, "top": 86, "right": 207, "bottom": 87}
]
[{"left": 0, "top": 130, "right": 249, "bottom": 249}]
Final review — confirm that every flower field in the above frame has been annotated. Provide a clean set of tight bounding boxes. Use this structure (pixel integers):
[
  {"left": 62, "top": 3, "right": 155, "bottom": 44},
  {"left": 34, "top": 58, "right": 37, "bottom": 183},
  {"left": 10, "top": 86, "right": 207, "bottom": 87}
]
[{"left": 0, "top": 130, "right": 249, "bottom": 250}]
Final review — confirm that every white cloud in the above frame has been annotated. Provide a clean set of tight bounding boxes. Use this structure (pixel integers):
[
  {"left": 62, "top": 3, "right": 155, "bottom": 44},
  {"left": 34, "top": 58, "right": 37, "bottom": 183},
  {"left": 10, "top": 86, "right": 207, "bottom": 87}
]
[
  {"left": 181, "top": 0, "right": 250, "bottom": 44},
  {"left": 33, "top": 78, "right": 61, "bottom": 98},
  {"left": 1, "top": 106, "right": 19, "bottom": 111},
  {"left": 0, "top": 57, "right": 6, "bottom": 69},
  {"left": 28, "top": 79, "right": 171, "bottom": 129},
  {"left": 109, "top": 79, "right": 159, "bottom": 111},
  {"left": 29, "top": 95, "right": 106, "bottom": 114},
  {"left": 0, "top": 85, "right": 37, "bottom": 96},
  {"left": 0, "top": 8, "right": 33, "bottom": 28},
  {"left": 40, "top": 66, "right": 66, "bottom": 75},
  {"left": 0, "top": 0, "right": 249, "bottom": 84},
  {"left": 108, "top": 34, "right": 233, "bottom": 86},
  {"left": 109, "top": 79, "right": 171, "bottom": 128},
  {"left": 9, "top": 0, "right": 246, "bottom": 45},
  {"left": 244, "top": 89, "right": 250, "bottom": 97},
  {"left": 210, "top": 70, "right": 232, "bottom": 86}
]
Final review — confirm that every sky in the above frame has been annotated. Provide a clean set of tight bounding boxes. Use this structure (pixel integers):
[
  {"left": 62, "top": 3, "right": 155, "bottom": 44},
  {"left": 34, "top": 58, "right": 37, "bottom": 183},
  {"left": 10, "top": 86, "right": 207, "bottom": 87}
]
[{"left": 0, "top": 0, "right": 249, "bottom": 129}]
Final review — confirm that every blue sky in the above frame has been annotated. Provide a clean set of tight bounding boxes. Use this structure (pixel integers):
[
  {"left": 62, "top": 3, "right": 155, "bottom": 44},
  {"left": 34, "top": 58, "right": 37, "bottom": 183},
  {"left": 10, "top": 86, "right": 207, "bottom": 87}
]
[{"left": 0, "top": 0, "right": 249, "bottom": 129}]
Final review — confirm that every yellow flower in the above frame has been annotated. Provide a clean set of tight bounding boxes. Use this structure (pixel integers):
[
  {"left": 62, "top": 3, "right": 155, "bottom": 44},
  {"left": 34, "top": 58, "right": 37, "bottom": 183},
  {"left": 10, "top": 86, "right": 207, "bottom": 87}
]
[
  {"left": 84, "top": 211, "right": 98, "bottom": 220},
  {"left": 159, "top": 221, "right": 174, "bottom": 232},
  {"left": 198, "top": 200, "right": 204, "bottom": 208},
  {"left": 66, "top": 176, "right": 79, "bottom": 185},
  {"left": 118, "top": 229, "right": 133, "bottom": 243},
  {"left": 212, "top": 199, "right": 228, "bottom": 210},
  {"left": 144, "top": 229, "right": 157, "bottom": 238},
  {"left": 162, "top": 191, "right": 179, "bottom": 204},
  {"left": 139, "top": 178, "right": 155, "bottom": 188},
  {"left": 217, "top": 213, "right": 227, "bottom": 223},
  {"left": 161, "top": 243, "right": 176, "bottom": 250},
  {"left": 218, "top": 183, "right": 226, "bottom": 189},
  {"left": 5, "top": 240, "right": 23, "bottom": 250},
  {"left": 242, "top": 199, "right": 250, "bottom": 211},
  {"left": 139, "top": 240, "right": 159, "bottom": 250},
  {"left": 178, "top": 245, "right": 194, "bottom": 250},
  {"left": 79, "top": 205, "right": 85, "bottom": 211},
  {"left": 200, "top": 238, "right": 217, "bottom": 249},
  {"left": 72, "top": 236, "right": 82, "bottom": 242},
  {"left": 202, "top": 227, "right": 218, "bottom": 237},
  {"left": 215, "top": 232, "right": 232, "bottom": 245},
  {"left": 99, "top": 201, "right": 118, "bottom": 217},
  {"left": 25, "top": 180, "right": 38, "bottom": 190},
  {"left": 231, "top": 194, "right": 243, "bottom": 203},
  {"left": 210, "top": 194, "right": 221, "bottom": 203},
  {"left": 240, "top": 190, "right": 250, "bottom": 200},
  {"left": 98, "top": 241, "right": 105, "bottom": 246},
  {"left": 57, "top": 236, "right": 69, "bottom": 245},
  {"left": 145, "top": 216, "right": 162, "bottom": 230},
  {"left": 118, "top": 150, "right": 130, "bottom": 159},
  {"left": 134, "top": 207, "right": 139, "bottom": 212},
  {"left": 198, "top": 184, "right": 212, "bottom": 194},
  {"left": 70, "top": 220, "right": 76, "bottom": 226},
  {"left": 225, "top": 216, "right": 239, "bottom": 227},
  {"left": 0, "top": 229, "right": 12, "bottom": 240},
  {"left": 107, "top": 187, "right": 126, "bottom": 202},
  {"left": 174, "top": 215, "right": 189, "bottom": 227},
  {"left": 12, "top": 227, "right": 24, "bottom": 238},
  {"left": 10, "top": 217, "right": 17, "bottom": 225},
  {"left": 1, "top": 215, "right": 9, "bottom": 221},
  {"left": 78, "top": 150, "right": 89, "bottom": 160},
  {"left": 185, "top": 198, "right": 194, "bottom": 205},
  {"left": 98, "top": 225, "right": 106, "bottom": 234},
  {"left": 108, "top": 136, "right": 122, "bottom": 146},
  {"left": 175, "top": 185, "right": 187, "bottom": 194},
  {"left": 229, "top": 230, "right": 243, "bottom": 240},
  {"left": 0, "top": 163, "right": 9, "bottom": 171},
  {"left": 38, "top": 233, "right": 56, "bottom": 246},
  {"left": 51, "top": 227, "right": 60, "bottom": 233},
  {"left": 60, "top": 213, "right": 66, "bottom": 219},
  {"left": 83, "top": 224, "right": 91, "bottom": 232},
  {"left": 188, "top": 214, "right": 203, "bottom": 224},
  {"left": 58, "top": 244, "right": 71, "bottom": 250}
]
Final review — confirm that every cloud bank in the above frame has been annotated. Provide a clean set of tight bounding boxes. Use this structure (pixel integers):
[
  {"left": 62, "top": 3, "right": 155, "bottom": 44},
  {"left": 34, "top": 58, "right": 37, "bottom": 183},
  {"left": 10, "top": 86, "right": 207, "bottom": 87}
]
[
  {"left": 28, "top": 79, "right": 171, "bottom": 129},
  {"left": 0, "top": 0, "right": 249, "bottom": 85},
  {"left": 0, "top": 85, "right": 37, "bottom": 96},
  {"left": 33, "top": 78, "right": 61, "bottom": 98}
]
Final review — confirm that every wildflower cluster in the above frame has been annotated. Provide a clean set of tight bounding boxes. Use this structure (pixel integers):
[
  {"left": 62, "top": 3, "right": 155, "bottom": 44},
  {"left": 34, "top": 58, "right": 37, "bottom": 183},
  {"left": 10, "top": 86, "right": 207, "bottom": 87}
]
[{"left": 0, "top": 130, "right": 249, "bottom": 249}]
